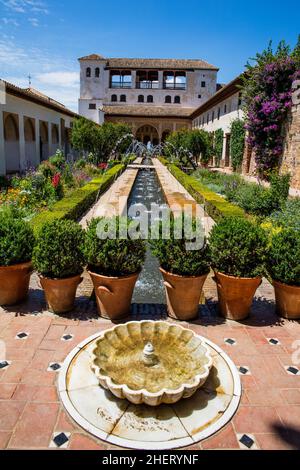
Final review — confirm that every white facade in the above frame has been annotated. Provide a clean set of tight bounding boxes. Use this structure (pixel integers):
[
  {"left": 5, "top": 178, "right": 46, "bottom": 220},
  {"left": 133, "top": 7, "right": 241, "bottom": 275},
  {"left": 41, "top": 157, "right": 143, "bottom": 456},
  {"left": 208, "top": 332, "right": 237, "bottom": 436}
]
[
  {"left": 78, "top": 55, "right": 218, "bottom": 125},
  {"left": 191, "top": 77, "right": 244, "bottom": 166},
  {"left": 0, "top": 82, "right": 76, "bottom": 175}
]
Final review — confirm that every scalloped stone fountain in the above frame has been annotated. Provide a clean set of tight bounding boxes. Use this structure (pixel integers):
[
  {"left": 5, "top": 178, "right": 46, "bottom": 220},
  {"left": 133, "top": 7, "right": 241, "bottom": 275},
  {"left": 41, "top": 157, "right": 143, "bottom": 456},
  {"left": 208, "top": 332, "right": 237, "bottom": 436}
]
[{"left": 91, "top": 321, "right": 213, "bottom": 406}]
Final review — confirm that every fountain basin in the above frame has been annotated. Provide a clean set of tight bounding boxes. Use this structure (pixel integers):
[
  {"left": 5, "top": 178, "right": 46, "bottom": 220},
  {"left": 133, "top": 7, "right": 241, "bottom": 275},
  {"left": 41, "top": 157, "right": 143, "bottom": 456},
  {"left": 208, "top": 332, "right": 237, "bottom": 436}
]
[{"left": 91, "top": 321, "right": 213, "bottom": 406}]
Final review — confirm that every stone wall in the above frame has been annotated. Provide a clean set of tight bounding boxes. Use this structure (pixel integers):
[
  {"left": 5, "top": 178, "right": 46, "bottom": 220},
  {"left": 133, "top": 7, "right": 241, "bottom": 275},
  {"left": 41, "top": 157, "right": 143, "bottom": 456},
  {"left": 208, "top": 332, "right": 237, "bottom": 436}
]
[
  {"left": 280, "top": 103, "right": 300, "bottom": 189},
  {"left": 242, "top": 103, "right": 300, "bottom": 189}
]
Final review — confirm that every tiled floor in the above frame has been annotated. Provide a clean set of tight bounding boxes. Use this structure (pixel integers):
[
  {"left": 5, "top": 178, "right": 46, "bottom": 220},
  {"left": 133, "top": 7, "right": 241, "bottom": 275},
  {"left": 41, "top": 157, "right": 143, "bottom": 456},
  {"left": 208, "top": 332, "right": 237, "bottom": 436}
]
[{"left": 0, "top": 272, "right": 300, "bottom": 450}]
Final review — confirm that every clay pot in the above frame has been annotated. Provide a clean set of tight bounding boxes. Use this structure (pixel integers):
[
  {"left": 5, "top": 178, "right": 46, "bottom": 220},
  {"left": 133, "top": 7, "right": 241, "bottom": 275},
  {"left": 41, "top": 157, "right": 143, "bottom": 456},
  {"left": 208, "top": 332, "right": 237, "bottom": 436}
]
[
  {"left": 214, "top": 271, "right": 262, "bottom": 321},
  {"left": 88, "top": 269, "right": 139, "bottom": 320},
  {"left": 160, "top": 268, "right": 208, "bottom": 321},
  {"left": 273, "top": 280, "right": 300, "bottom": 320},
  {"left": 0, "top": 261, "right": 33, "bottom": 306},
  {"left": 40, "top": 275, "right": 83, "bottom": 314}
]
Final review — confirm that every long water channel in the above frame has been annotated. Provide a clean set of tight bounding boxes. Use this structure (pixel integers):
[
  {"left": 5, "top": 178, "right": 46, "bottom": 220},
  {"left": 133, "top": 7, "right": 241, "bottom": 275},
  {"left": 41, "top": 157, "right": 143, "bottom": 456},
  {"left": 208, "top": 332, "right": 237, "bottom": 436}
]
[{"left": 127, "top": 159, "right": 167, "bottom": 304}]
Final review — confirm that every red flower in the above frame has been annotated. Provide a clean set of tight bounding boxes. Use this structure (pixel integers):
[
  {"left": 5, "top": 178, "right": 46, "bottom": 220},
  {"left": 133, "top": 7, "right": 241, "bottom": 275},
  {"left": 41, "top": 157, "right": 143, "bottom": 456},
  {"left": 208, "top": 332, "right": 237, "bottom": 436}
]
[
  {"left": 98, "top": 163, "right": 108, "bottom": 170},
  {"left": 52, "top": 173, "right": 61, "bottom": 188}
]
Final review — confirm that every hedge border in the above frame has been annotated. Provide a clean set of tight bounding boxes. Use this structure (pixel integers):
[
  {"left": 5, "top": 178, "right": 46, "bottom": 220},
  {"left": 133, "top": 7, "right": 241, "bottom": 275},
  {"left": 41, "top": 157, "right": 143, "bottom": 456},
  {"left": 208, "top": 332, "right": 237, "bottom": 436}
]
[
  {"left": 31, "top": 164, "right": 125, "bottom": 233},
  {"left": 158, "top": 158, "right": 246, "bottom": 222}
]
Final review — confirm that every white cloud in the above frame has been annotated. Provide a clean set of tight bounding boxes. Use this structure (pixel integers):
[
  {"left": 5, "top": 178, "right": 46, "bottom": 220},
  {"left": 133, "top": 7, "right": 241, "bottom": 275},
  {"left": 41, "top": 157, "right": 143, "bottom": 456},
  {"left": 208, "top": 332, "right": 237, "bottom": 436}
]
[
  {"left": 28, "top": 17, "right": 39, "bottom": 26},
  {"left": 0, "top": 0, "right": 48, "bottom": 15},
  {"left": 2, "top": 17, "right": 19, "bottom": 26},
  {"left": 0, "top": 39, "right": 79, "bottom": 111}
]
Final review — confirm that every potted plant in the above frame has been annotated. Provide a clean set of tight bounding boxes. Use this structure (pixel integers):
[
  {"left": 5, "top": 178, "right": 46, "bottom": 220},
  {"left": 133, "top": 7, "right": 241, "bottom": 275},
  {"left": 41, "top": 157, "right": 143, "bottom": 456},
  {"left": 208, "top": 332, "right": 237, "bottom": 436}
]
[
  {"left": 84, "top": 216, "right": 146, "bottom": 320},
  {"left": 267, "top": 228, "right": 300, "bottom": 319},
  {"left": 0, "top": 212, "right": 34, "bottom": 305},
  {"left": 32, "top": 220, "right": 85, "bottom": 314},
  {"left": 150, "top": 215, "right": 210, "bottom": 321},
  {"left": 209, "top": 217, "right": 267, "bottom": 321}
]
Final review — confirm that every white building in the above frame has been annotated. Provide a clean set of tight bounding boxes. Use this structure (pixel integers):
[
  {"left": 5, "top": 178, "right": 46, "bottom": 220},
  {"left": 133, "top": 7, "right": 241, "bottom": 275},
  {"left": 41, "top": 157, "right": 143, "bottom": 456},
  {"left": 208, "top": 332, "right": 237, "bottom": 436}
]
[
  {"left": 0, "top": 80, "right": 78, "bottom": 175},
  {"left": 78, "top": 54, "right": 219, "bottom": 142},
  {"left": 191, "top": 76, "right": 244, "bottom": 166}
]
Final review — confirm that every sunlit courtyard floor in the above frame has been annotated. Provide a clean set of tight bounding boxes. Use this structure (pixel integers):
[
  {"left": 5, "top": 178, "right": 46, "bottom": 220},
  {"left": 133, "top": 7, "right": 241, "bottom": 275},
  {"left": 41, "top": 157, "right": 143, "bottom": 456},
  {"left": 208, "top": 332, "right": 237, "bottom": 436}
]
[{"left": 0, "top": 272, "right": 300, "bottom": 450}]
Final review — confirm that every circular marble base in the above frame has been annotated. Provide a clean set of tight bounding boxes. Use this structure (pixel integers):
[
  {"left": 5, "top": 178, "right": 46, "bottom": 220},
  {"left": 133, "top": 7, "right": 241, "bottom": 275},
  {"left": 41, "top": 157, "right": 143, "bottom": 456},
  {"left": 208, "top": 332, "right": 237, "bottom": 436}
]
[{"left": 58, "top": 332, "right": 241, "bottom": 450}]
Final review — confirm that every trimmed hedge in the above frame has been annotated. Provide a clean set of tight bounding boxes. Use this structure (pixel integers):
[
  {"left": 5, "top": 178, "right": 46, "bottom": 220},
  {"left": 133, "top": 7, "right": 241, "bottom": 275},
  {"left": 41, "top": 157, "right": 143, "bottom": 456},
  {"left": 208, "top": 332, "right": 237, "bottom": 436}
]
[
  {"left": 159, "top": 158, "right": 245, "bottom": 221},
  {"left": 31, "top": 164, "right": 125, "bottom": 233}
]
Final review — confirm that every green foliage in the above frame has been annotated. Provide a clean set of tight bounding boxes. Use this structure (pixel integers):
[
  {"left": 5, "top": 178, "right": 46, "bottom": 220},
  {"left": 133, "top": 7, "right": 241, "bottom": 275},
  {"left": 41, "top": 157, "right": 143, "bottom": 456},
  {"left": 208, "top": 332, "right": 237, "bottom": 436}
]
[
  {"left": 230, "top": 119, "right": 246, "bottom": 171},
  {"left": 149, "top": 215, "right": 210, "bottom": 276},
  {"left": 267, "top": 228, "right": 300, "bottom": 286},
  {"left": 48, "top": 150, "right": 66, "bottom": 170},
  {"left": 33, "top": 220, "right": 85, "bottom": 279},
  {"left": 164, "top": 128, "right": 213, "bottom": 166},
  {"left": 226, "top": 173, "right": 290, "bottom": 217},
  {"left": 0, "top": 213, "right": 35, "bottom": 266},
  {"left": 214, "top": 129, "right": 224, "bottom": 166},
  {"left": 84, "top": 217, "right": 146, "bottom": 277},
  {"left": 268, "top": 198, "right": 300, "bottom": 230},
  {"left": 71, "top": 118, "right": 131, "bottom": 164},
  {"left": 209, "top": 217, "right": 267, "bottom": 278},
  {"left": 31, "top": 164, "right": 125, "bottom": 234}
]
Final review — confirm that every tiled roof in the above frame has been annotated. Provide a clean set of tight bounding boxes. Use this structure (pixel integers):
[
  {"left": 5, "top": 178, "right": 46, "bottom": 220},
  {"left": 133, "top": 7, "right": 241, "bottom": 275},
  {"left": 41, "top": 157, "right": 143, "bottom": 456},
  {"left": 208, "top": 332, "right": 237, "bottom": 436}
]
[
  {"left": 103, "top": 105, "right": 194, "bottom": 118},
  {"left": 79, "top": 55, "right": 218, "bottom": 71},
  {"left": 2, "top": 79, "right": 79, "bottom": 118}
]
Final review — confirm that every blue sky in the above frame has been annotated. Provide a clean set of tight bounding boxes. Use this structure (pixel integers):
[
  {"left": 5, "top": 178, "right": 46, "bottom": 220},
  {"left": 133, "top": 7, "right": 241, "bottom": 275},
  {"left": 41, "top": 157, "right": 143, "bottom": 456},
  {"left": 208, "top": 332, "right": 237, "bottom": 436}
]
[{"left": 0, "top": 0, "right": 299, "bottom": 111}]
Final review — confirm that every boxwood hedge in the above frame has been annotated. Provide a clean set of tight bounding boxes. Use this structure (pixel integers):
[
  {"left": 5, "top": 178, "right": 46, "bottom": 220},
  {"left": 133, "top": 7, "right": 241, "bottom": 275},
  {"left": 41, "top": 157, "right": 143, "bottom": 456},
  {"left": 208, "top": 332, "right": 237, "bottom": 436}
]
[{"left": 31, "top": 164, "right": 125, "bottom": 233}]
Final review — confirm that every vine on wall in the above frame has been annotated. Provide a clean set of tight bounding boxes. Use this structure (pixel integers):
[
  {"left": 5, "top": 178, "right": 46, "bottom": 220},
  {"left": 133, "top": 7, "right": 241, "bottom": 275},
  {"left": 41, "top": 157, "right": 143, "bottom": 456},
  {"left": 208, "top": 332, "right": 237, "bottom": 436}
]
[
  {"left": 230, "top": 119, "right": 246, "bottom": 171},
  {"left": 214, "top": 129, "right": 224, "bottom": 167},
  {"left": 242, "top": 37, "right": 300, "bottom": 176}
]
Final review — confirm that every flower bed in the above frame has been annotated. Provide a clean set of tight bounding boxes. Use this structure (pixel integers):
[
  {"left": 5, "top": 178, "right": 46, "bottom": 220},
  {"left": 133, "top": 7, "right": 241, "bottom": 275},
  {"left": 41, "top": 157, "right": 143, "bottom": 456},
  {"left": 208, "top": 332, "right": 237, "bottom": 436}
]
[{"left": 30, "top": 164, "right": 125, "bottom": 233}]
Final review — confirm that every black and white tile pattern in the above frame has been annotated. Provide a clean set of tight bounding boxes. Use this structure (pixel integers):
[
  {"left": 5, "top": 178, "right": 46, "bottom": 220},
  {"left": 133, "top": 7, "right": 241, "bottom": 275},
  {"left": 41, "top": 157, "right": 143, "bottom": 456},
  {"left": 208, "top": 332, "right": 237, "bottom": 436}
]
[
  {"left": 238, "top": 366, "right": 251, "bottom": 376},
  {"left": 16, "top": 332, "right": 29, "bottom": 340},
  {"left": 50, "top": 432, "right": 70, "bottom": 449},
  {"left": 285, "top": 365, "right": 300, "bottom": 376},
  {"left": 47, "top": 362, "right": 62, "bottom": 372},
  {"left": 238, "top": 433, "right": 257, "bottom": 450}
]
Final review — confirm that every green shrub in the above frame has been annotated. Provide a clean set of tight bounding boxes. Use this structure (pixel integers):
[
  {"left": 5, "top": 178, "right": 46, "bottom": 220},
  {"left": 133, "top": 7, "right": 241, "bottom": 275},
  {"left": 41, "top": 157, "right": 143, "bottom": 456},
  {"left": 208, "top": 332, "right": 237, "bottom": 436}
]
[
  {"left": 267, "top": 229, "right": 300, "bottom": 286},
  {"left": 230, "top": 183, "right": 273, "bottom": 216},
  {"left": 149, "top": 215, "right": 210, "bottom": 276},
  {"left": 268, "top": 198, "right": 300, "bottom": 230},
  {"left": 33, "top": 220, "right": 86, "bottom": 279},
  {"left": 0, "top": 213, "right": 35, "bottom": 266},
  {"left": 38, "top": 161, "right": 57, "bottom": 179},
  {"left": 209, "top": 217, "right": 267, "bottom": 278},
  {"left": 31, "top": 164, "right": 124, "bottom": 233},
  {"left": 49, "top": 150, "right": 66, "bottom": 170},
  {"left": 84, "top": 217, "right": 146, "bottom": 277}
]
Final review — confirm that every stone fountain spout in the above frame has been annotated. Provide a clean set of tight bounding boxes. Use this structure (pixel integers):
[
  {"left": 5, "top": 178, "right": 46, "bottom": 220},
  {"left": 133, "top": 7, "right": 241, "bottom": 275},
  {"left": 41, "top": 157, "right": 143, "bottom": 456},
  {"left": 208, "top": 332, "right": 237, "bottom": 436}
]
[{"left": 142, "top": 342, "right": 159, "bottom": 367}]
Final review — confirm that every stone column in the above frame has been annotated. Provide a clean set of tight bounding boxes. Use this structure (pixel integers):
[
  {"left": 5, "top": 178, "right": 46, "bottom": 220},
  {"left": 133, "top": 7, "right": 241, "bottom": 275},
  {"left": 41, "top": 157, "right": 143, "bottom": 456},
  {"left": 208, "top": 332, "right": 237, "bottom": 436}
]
[
  {"left": 131, "top": 70, "right": 136, "bottom": 89},
  {"left": 220, "top": 135, "right": 227, "bottom": 168},
  {"left": 48, "top": 121, "right": 52, "bottom": 158},
  {"left": 0, "top": 109, "right": 6, "bottom": 175},
  {"left": 19, "top": 114, "right": 26, "bottom": 171},
  {"left": 158, "top": 71, "right": 164, "bottom": 90},
  {"left": 35, "top": 119, "right": 40, "bottom": 166}
]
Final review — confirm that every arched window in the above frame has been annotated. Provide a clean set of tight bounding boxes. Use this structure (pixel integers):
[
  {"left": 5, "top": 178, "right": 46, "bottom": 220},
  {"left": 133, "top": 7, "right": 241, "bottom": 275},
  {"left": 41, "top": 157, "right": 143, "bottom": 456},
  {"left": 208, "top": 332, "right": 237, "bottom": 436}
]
[
  {"left": 138, "top": 95, "right": 144, "bottom": 103},
  {"left": 86, "top": 67, "right": 91, "bottom": 78},
  {"left": 165, "top": 96, "right": 171, "bottom": 104},
  {"left": 120, "top": 95, "right": 126, "bottom": 102},
  {"left": 111, "top": 94, "right": 117, "bottom": 102},
  {"left": 95, "top": 68, "right": 100, "bottom": 78},
  {"left": 174, "top": 96, "right": 181, "bottom": 104},
  {"left": 147, "top": 95, "right": 153, "bottom": 103}
]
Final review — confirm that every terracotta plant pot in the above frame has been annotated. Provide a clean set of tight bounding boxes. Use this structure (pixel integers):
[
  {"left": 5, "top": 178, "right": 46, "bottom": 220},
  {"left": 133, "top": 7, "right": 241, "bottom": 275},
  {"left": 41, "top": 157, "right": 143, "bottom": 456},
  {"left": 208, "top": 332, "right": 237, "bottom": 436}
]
[
  {"left": 88, "top": 269, "right": 139, "bottom": 320},
  {"left": 160, "top": 268, "right": 208, "bottom": 321},
  {"left": 0, "top": 261, "right": 33, "bottom": 306},
  {"left": 273, "top": 280, "right": 300, "bottom": 320},
  {"left": 40, "top": 275, "right": 83, "bottom": 314},
  {"left": 214, "top": 271, "right": 262, "bottom": 321}
]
